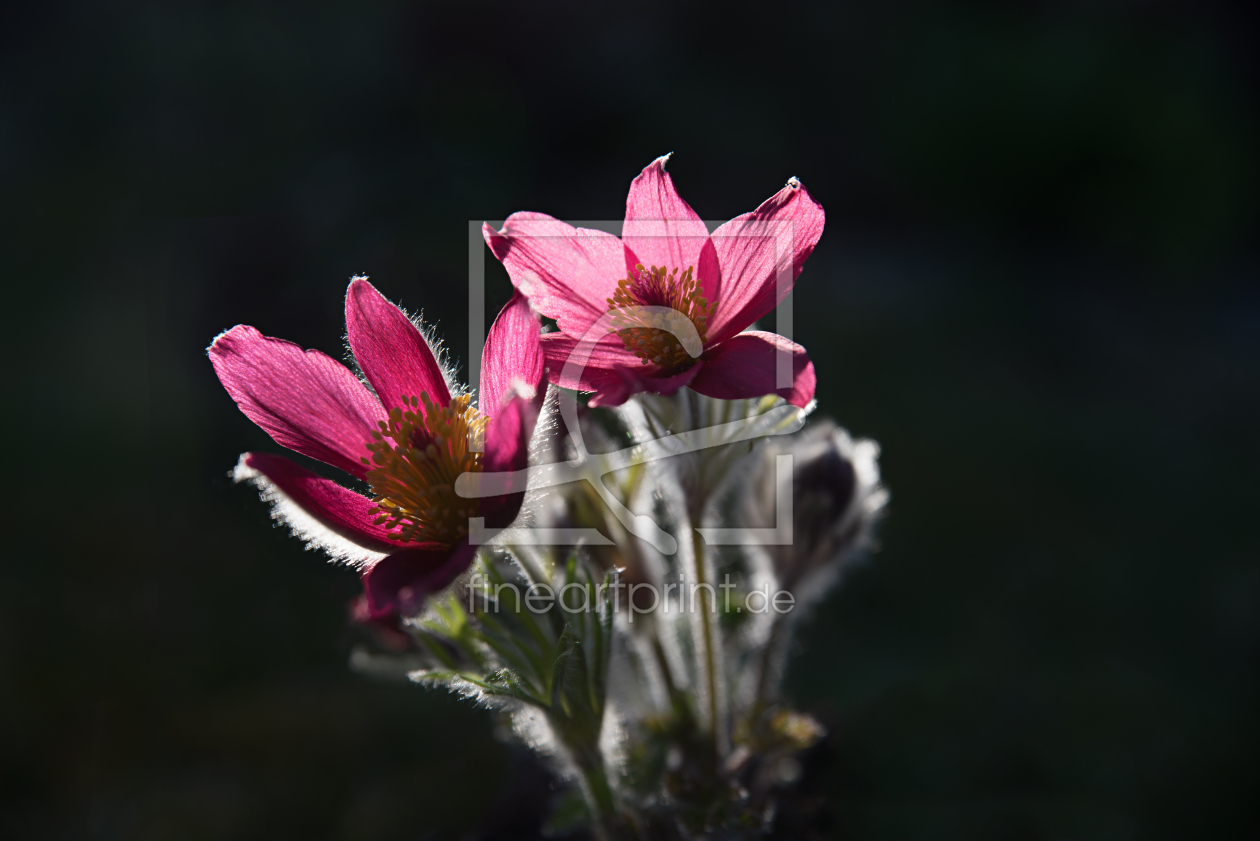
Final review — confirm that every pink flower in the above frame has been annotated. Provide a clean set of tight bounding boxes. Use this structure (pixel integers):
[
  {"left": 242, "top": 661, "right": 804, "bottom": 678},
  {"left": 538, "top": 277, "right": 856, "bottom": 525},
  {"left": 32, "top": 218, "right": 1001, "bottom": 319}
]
[
  {"left": 483, "top": 155, "right": 824, "bottom": 408},
  {"left": 209, "top": 278, "right": 544, "bottom": 619}
]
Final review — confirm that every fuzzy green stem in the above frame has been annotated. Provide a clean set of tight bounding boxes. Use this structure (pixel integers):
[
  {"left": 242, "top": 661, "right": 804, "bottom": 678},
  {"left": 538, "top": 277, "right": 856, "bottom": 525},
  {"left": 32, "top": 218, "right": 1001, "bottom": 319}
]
[{"left": 691, "top": 529, "right": 720, "bottom": 754}]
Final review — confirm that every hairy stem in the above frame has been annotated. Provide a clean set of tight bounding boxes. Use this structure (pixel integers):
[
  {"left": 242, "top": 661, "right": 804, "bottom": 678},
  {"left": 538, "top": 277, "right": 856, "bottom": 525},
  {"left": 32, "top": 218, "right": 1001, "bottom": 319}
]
[{"left": 691, "top": 529, "right": 721, "bottom": 756}]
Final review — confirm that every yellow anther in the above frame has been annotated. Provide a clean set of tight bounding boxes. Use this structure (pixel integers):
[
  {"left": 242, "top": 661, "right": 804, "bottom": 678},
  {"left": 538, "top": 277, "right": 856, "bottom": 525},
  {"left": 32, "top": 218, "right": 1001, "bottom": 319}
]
[
  {"left": 606, "top": 264, "right": 715, "bottom": 373},
  {"left": 364, "top": 392, "right": 487, "bottom": 546}
]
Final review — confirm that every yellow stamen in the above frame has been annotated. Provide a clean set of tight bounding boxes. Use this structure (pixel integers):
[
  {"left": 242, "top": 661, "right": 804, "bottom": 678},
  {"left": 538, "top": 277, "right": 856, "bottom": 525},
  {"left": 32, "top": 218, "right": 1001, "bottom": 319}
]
[
  {"left": 606, "top": 263, "right": 714, "bottom": 373},
  {"left": 361, "top": 392, "right": 487, "bottom": 546}
]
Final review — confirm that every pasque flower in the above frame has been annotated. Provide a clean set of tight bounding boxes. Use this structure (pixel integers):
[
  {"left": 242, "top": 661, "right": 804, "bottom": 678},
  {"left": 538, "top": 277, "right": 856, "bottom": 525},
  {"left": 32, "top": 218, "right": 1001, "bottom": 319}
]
[
  {"left": 209, "top": 278, "right": 544, "bottom": 619},
  {"left": 483, "top": 155, "right": 824, "bottom": 407}
]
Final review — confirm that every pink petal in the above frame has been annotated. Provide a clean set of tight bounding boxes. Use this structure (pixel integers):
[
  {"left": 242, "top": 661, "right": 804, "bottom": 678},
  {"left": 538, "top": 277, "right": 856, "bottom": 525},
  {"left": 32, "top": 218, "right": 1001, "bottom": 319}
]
[
  {"left": 480, "top": 291, "right": 544, "bottom": 415},
  {"left": 482, "top": 394, "right": 535, "bottom": 476},
  {"left": 483, "top": 214, "right": 628, "bottom": 335},
  {"left": 475, "top": 295, "right": 544, "bottom": 513},
  {"left": 622, "top": 156, "right": 714, "bottom": 289},
  {"left": 538, "top": 332, "right": 703, "bottom": 407},
  {"left": 473, "top": 394, "right": 535, "bottom": 528},
  {"left": 209, "top": 325, "right": 383, "bottom": 479},
  {"left": 363, "top": 540, "right": 477, "bottom": 618},
  {"left": 538, "top": 331, "right": 650, "bottom": 393},
  {"left": 706, "top": 178, "right": 826, "bottom": 345},
  {"left": 233, "top": 452, "right": 405, "bottom": 565},
  {"left": 345, "top": 278, "right": 451, "bottom": 414},
  {"left": 690, "top": 331, "right": 816, "bottom": 408},
  {"left": 587, "top": 362, "right": 704, "bottom": 408},
  {"left": 695, "top": 237, "right": 723, "bottom": 306}
]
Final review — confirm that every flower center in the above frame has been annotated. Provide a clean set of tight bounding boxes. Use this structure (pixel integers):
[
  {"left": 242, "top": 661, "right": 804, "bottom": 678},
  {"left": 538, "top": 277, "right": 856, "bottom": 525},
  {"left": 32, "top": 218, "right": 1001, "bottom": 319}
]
[
  {"left": 362, "top": 392, "right": 487, "bottom": 546},
  {"left": 606, "top": 263, "right": 714, "bottom": 373}
]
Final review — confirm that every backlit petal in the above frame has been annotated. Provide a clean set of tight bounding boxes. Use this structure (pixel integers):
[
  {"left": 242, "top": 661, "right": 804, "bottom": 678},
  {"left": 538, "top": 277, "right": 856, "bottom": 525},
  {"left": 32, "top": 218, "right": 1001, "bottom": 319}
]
[
  {"left": 622, "top": 155, "right": 714, "bottom": 291},
  {"left": 706, "top": 179, "right": 825, "bottom": 344},
  {"left": 480, "top": 291, "right": 544, "bottom": 415},
  {"left": 690, "top": 331, "right": 816, "bottom": 408},
  {"left": 232, "top": 452, "right": 406, "bottom": 567},
  {"left": 209, "top": 325, "right": 382, "bottom": 479},
  {"left": 346, "top": 278, "right": 452, "bottom": 414},
  {"left": 483, "top": 214, "right": 628, "bottom": 335}
]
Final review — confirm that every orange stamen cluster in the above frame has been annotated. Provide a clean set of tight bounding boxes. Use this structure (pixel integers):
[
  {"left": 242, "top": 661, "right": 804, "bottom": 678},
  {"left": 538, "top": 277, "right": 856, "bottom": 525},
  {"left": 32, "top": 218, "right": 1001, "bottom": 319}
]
[
  {"left": 362, "top": 392, "right": 487, "bottom": 546},
  {"left": 606, "top": 263, "right": 714, "bottom": 373}
]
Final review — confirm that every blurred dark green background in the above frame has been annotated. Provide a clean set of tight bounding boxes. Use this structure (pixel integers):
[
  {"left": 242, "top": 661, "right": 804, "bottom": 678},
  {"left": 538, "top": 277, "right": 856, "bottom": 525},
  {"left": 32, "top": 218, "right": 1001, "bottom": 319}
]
[{"left": 4, "top": 2, "right": 1258, "bottom": 839}]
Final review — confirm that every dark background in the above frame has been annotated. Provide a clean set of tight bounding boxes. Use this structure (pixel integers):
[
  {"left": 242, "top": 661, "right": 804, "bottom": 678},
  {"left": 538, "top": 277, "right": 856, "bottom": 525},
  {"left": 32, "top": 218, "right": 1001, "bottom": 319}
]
[{"left": 4, "top": 1, "right": 1258, "bottom": 839}]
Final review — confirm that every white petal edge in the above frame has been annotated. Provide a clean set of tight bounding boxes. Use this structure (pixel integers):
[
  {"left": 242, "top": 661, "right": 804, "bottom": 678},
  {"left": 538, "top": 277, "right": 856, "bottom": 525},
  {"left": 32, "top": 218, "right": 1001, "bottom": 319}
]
[{"left": 232, "top": 453, "right": 389, "bottom": 570}]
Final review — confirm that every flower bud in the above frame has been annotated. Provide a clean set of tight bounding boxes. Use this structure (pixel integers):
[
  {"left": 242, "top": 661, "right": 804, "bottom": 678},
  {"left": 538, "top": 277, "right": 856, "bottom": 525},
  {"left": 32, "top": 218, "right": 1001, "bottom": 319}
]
[{"left": 745, "top": 419, "right": 886, "bottom": 603}]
